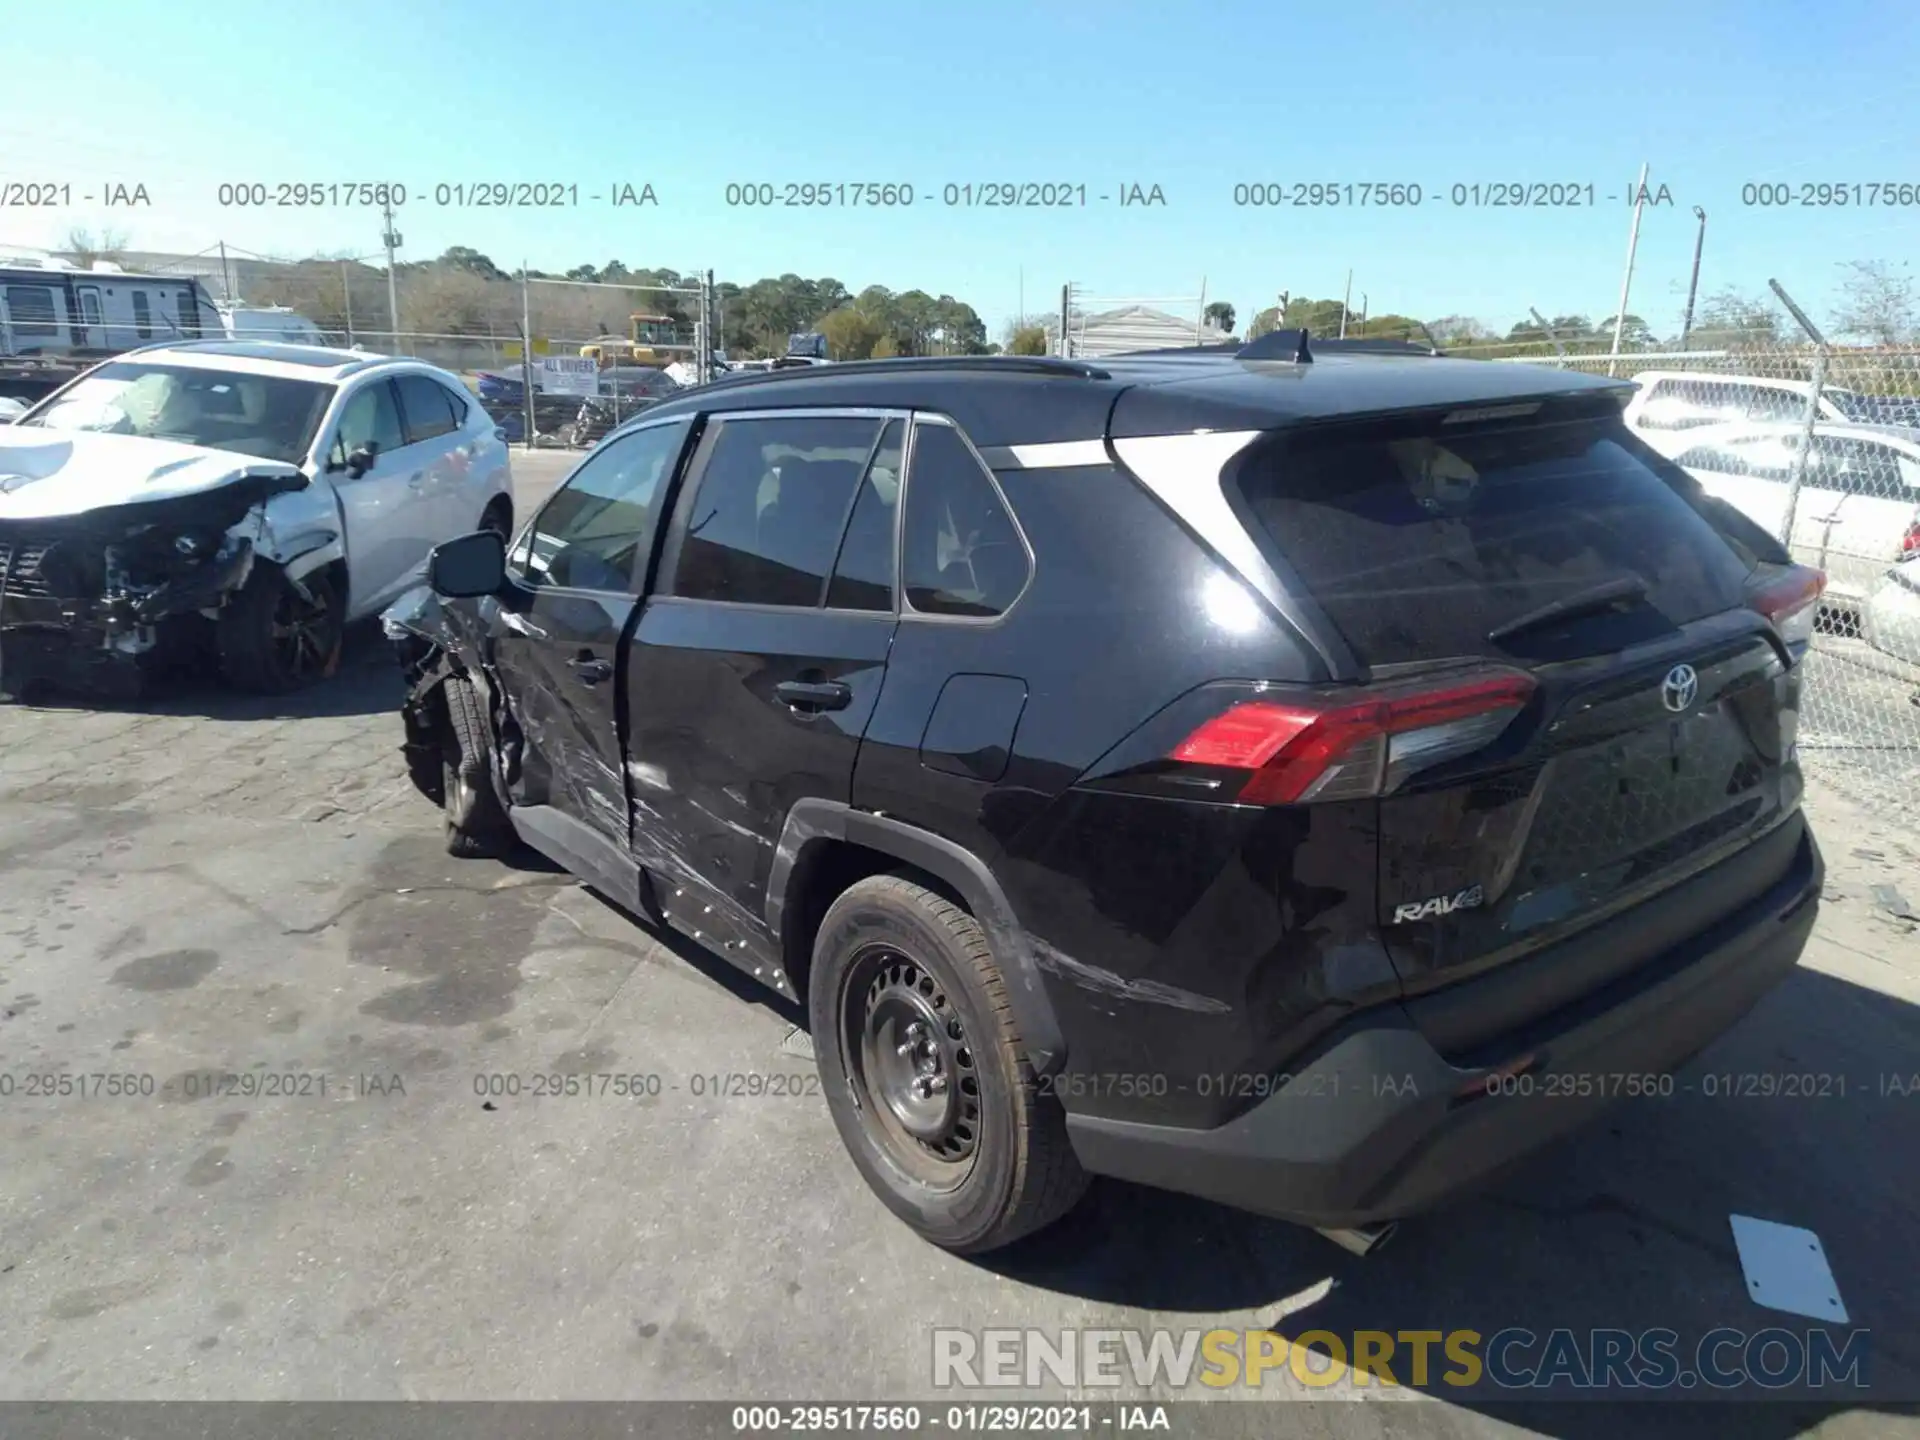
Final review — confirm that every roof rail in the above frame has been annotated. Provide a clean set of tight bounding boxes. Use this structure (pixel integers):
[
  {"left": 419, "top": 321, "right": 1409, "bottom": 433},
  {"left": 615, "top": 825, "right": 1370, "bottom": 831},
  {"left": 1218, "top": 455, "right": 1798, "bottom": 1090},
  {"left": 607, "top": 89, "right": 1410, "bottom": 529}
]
[
  {"left": 1234, "top": 327, "right": 1443, "bottom": 364},
  {"left": 695, "top": 354, "right": 1111, "bottom": 391}
]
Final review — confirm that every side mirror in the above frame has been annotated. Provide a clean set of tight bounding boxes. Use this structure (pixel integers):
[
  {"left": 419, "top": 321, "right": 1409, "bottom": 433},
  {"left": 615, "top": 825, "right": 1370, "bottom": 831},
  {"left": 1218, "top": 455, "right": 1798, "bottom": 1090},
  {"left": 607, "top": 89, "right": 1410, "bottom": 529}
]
[
  {"left": 345, "top": 441, "right": 380, "bottom": 478},
  {"left": 428, "top": 529, "right": 507, "bottom": 598}
]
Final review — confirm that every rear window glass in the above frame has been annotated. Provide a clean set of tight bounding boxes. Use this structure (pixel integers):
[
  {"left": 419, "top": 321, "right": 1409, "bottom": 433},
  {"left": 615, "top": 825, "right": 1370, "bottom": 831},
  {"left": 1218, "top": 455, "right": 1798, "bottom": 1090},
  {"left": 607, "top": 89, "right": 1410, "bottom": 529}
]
[{"left": 1235, "top": 412, "right": 1755, "bottom": 666}]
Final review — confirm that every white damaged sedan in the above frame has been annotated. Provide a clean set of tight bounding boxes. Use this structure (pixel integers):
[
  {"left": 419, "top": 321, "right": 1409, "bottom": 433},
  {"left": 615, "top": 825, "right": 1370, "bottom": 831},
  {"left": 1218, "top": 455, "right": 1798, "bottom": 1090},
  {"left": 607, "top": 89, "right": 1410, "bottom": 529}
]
[{"left": 0, "top": 341, "right": 512, "bottom": 698}]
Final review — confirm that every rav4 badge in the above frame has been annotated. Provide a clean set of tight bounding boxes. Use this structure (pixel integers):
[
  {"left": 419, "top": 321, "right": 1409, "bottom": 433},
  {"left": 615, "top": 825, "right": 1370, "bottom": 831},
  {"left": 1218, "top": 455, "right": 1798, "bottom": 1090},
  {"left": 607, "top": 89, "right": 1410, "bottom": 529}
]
[{"left": 1393, "top": 885, "right": 1486, "bottom": 923}]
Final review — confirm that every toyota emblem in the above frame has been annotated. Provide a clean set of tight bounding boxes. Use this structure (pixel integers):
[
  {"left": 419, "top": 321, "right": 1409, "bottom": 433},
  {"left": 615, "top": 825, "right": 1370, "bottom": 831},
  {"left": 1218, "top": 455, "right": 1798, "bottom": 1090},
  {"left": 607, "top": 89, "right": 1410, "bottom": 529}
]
[{"left": 1661, "top": 663, "right": 1699, "bottom": 713}]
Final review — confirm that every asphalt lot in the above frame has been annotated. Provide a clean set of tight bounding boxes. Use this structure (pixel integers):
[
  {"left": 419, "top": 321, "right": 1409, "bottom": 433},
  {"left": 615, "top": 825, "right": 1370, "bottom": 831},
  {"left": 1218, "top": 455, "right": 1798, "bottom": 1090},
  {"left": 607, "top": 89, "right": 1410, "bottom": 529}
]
[{"left": 1, "top": 445, "right": 1918, "bottom": 1432}]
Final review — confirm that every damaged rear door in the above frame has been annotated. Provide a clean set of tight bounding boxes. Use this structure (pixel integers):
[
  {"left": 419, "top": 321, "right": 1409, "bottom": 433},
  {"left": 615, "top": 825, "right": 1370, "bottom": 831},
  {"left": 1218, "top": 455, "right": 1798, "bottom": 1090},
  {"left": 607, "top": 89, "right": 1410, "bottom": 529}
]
[
  {"left": 621, "top": 411, "right": 904, "bottom": 962},
  {"left": 491, "top": 417, "right": 693, "bottom": 847}
]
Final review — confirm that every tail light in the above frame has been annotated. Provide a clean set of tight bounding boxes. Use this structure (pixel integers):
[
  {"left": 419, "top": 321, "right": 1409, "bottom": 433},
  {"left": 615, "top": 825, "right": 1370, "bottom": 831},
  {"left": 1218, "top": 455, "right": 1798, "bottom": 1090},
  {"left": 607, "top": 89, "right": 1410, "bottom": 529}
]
[
  {"left": 1170, "top": 669, "right": 1536, "bottom": 805},
  {"left": 1748, "top": 564, "right": 1825, "bottom": 652}
]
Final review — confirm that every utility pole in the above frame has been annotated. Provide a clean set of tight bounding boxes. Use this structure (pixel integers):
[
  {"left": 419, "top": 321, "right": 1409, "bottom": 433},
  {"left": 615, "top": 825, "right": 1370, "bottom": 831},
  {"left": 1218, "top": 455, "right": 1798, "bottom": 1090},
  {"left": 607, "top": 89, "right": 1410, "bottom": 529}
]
[
  {"left": 520, "top": 260, "right": 535, "bottom": 448},
  {"left": 1607, "top": 161, "right": 1650, "bottom": 376},
  {"left": 217, "top": 240, "right": 234, "bottom": 305},
  {"left": 1340, "top": 270, "right": 1353, "bottom": 338},
  {"left": 380, "top": 200, "right": 403, "bottom": 354},
  {"left": 1059, "top": 284, "right": 1071, "bottom": 358},
  {"left": 341, "top": 260, "right": 355, "bottom": 346},
  {"left": 1679, "top": 206, "right": 1708, "bottom": 349}
]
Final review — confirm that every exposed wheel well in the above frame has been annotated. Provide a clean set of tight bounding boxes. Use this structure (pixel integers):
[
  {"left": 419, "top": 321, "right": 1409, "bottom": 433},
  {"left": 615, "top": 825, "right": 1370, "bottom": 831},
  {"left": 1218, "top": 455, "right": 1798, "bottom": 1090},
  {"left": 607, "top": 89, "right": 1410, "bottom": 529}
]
[{"left": 780, "top": 839, "right": 968, "bottom": 999}]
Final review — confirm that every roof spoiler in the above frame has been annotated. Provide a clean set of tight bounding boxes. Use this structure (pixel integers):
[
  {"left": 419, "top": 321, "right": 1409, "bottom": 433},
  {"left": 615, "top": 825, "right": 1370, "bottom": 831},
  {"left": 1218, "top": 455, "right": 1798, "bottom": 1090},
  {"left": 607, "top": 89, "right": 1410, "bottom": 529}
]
[{"left": 1236, "top": 327, "right": 1444, "bottom": 363}]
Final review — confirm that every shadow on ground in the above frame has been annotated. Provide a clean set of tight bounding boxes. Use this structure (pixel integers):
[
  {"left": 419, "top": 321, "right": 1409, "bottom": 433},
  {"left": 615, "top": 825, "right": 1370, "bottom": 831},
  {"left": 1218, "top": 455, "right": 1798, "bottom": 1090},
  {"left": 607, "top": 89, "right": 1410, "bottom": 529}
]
[
  {"left": 2, "top": 619, "right": 402, "bottom": 721},
  {"left": 962, "top": 965, "right": 1919, "bottom": 1424}
]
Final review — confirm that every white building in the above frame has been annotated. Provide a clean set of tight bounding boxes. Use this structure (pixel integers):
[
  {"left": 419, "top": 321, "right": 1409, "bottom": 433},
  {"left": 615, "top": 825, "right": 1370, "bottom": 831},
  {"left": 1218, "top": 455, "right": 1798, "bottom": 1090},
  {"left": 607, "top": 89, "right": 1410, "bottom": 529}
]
[{"left": 1045, "top": 304, "right": 1230, "bottom": 358}]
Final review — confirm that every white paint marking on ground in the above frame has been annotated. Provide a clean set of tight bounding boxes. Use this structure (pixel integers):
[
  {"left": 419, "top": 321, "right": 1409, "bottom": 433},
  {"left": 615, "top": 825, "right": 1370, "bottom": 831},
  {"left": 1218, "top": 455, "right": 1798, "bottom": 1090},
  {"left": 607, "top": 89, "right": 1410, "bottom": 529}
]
[{"left": 1730, "top": 1215, "right": 1849, "bottom": 1323}]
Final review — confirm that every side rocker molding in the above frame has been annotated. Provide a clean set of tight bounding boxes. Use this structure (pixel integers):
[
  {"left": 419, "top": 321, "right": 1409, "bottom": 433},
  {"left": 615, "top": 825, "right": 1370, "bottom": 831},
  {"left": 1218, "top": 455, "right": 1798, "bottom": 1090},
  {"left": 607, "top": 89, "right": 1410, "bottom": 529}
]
[
  {"left": 510, "top": 805, "right": 644, "bottom": 916},
  {"left": 768, "top": 799, "right": 1066, "bottom": 1076}
]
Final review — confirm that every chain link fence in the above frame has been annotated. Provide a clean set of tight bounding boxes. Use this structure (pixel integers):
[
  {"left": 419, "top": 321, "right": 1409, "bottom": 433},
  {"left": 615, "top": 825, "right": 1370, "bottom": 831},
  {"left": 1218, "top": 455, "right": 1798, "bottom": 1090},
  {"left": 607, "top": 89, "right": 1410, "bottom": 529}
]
[{"left": 1454, "top": 306, "right": 1920, "bottom": 814}]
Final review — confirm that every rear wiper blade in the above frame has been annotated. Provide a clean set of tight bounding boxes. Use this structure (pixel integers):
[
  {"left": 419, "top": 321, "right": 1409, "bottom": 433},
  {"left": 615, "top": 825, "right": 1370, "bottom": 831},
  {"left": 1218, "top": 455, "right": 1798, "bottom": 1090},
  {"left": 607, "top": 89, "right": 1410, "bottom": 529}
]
[{"left": 1488, "top": 574, "right": 1650, "bottom": 644}]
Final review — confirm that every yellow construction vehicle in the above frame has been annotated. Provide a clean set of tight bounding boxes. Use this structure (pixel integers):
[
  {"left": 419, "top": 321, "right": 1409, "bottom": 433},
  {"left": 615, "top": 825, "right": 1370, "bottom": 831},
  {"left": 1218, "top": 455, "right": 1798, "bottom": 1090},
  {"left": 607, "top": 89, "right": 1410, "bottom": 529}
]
[{"left": 580, "top": 313, "right": 684, "bottom": 367}]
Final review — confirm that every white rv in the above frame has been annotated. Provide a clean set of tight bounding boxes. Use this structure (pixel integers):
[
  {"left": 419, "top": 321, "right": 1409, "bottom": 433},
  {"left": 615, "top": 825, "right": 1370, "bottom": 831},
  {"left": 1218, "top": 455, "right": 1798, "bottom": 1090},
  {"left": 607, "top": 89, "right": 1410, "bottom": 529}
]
[{"left": 0, "top": 255, "right": 223, "bottom": 359}]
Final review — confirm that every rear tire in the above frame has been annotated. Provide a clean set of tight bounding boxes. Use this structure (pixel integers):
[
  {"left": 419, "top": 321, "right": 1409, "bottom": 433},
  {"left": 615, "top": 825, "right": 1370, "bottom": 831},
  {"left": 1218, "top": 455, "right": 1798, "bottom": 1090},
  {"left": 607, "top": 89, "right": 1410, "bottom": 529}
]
[
  {"left": 809, "top": 875, "right": 1088, "bottom": 1254},
  {"left": 217, "top": 562, "right": 343, "bottom": 694},
  {"left": 440, "top": 673, "right": 513, "bottom": 859}
]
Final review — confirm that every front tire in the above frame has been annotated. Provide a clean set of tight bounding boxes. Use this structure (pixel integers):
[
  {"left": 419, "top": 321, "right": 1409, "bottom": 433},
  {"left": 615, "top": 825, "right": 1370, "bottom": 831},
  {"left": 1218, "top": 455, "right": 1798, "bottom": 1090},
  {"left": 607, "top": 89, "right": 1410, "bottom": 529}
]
[
  {"left": 217, "top": 562, "right": 344, "bottom": 694},
  {"left": 809, "top": 875, "right": 1088, "bottom": 1254},
  {"left": 440, "top": 673, "right": 513, "bottom": 858}
]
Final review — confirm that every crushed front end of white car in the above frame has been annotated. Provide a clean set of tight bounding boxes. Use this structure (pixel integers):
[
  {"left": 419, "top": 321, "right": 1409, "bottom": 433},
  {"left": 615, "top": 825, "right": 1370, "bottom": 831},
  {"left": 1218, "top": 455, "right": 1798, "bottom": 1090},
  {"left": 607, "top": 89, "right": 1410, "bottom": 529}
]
[{"left": 0, "top": 428, "right": 335, "bottom": 699}]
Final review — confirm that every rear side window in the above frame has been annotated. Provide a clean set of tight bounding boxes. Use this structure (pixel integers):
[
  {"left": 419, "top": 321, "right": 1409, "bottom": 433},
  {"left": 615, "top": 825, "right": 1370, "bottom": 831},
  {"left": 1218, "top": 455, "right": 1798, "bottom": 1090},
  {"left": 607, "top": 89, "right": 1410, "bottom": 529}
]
[
  {"left": 333, "top": 380, "right": 405, "bottom": 465},
  {"left": 671, "top": 414, "right": 881, "bottom": 606},
  {"left": 902, "top": 422, "right": 1029, "bottom": 618},
  {"left": 397, "top": 374, "right": 462, "bottom": 442},
  {"left": 1236, "top": 410, "right": 1755, "bottom": 667},
  {"left": 132, "top": 292, "right": 153, "bottom": 339}
]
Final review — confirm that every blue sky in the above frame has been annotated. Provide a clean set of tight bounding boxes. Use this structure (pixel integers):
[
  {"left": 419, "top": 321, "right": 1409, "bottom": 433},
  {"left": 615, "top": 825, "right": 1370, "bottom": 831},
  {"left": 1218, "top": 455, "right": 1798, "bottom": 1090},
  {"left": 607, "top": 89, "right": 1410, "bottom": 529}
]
[{"left": 2, "top": 0, "right": 1915, "bottom": 338}]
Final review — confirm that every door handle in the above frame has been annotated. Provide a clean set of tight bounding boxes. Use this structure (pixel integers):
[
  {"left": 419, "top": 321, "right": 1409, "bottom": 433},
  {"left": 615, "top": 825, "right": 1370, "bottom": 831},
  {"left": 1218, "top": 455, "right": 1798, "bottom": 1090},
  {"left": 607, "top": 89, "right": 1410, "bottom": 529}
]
[
  {"left": 775, "top": 679, "right": 852, "bottom": 711},
  {"left": 570, "top": 656, "right": 613, "bottom": 685}
]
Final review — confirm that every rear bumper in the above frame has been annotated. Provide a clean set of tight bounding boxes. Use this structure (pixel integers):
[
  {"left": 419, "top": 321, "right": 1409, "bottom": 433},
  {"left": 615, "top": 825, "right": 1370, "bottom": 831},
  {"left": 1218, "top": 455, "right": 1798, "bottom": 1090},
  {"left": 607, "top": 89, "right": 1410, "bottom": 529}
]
[{"left": 1064, "top": 822, "right": 1822, "bottom": 1228}]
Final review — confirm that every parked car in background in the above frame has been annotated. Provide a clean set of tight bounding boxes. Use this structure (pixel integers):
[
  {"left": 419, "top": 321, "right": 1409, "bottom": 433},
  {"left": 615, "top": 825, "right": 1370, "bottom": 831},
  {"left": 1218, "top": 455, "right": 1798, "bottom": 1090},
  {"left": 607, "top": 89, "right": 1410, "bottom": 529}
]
[
  {"left": 1671, "top": 422, "right": 1920, "bottom": 608},
  {"left": 385, "top": 341, "right": 1823, "bottom": 1257},
  {"left": 1, "top": 340, "right": 513, "bottom": 699},
  {"left": 217, "top": 304, "right": 326, "bottom": 345},
  {"left": 599, "top": 366, "right": 681, "bottom": 402},
  {"left": 476, "top": 365, "right": 535, "bottom": 405},
  {"left": 1625, "top": 370, "right": 1920, "bottom": 458},
  {"left": 1861, "top": 554, "right": 1920, "bottom": 667}
]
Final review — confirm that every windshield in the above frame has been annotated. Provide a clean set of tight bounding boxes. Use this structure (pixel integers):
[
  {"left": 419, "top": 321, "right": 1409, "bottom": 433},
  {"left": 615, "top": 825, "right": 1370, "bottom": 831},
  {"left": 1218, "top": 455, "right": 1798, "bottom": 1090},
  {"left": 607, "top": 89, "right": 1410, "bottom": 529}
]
[{"left": 20, "top": 362, "right": 335, "bottom": 465}]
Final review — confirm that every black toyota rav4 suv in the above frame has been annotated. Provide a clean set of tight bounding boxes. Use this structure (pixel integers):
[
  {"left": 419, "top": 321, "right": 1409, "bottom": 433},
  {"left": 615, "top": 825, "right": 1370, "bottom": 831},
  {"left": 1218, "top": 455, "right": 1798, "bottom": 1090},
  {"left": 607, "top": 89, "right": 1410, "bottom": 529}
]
[{"left": 386, "top": 332, "right": 1826, "bottom": 1255}]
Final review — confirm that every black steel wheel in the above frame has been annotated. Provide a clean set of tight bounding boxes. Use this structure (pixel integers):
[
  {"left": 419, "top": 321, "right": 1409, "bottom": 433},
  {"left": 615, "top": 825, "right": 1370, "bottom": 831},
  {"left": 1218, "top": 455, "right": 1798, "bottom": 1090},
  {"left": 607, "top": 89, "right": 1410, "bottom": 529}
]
[
  {"left": 810, "top": 874, "right": 1088, "bottom": 1253},
  {"left": 846, "top": 947, "right": 982, "bottom": 1181}
]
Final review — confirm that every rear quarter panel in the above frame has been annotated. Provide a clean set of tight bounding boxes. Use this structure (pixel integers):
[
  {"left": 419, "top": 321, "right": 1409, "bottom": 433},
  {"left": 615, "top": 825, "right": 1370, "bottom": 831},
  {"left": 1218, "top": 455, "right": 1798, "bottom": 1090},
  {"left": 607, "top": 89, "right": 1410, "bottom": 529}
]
[{"left": 853, "top": 460, "right": 1384, "bottom": 1126}]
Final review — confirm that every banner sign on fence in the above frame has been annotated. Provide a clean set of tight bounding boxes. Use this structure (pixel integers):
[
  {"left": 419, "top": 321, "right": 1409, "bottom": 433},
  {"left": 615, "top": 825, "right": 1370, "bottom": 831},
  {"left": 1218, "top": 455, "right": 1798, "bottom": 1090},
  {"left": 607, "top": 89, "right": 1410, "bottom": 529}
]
[{"left": 535, "top": 355, "right": 599, "bottom": 396}]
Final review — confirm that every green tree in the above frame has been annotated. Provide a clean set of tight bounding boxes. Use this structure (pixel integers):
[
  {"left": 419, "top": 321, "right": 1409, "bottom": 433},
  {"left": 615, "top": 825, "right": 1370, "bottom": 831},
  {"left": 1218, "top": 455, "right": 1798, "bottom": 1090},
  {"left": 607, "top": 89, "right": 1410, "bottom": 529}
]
[
  {"left": 438, "top": 246, "right": 506, "bottom": 281},
  {"left": 1204, "top": 301, "right": 1236, "bottom": 334},
  {"left": 871, "top": 334, "right": 900, "bottom": 359},
  {"left": 1007, "top": 325, "right": 1049, "bottom": 355},
  {"left": 818, "top": 306, "right": 885, "bottom": 361},
  {"left": 1689, "top": 287, "right": 1783, "bottom": 349},
  {"left": 1833, "top": 259, "right": 1917, "bottom": 346}
]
